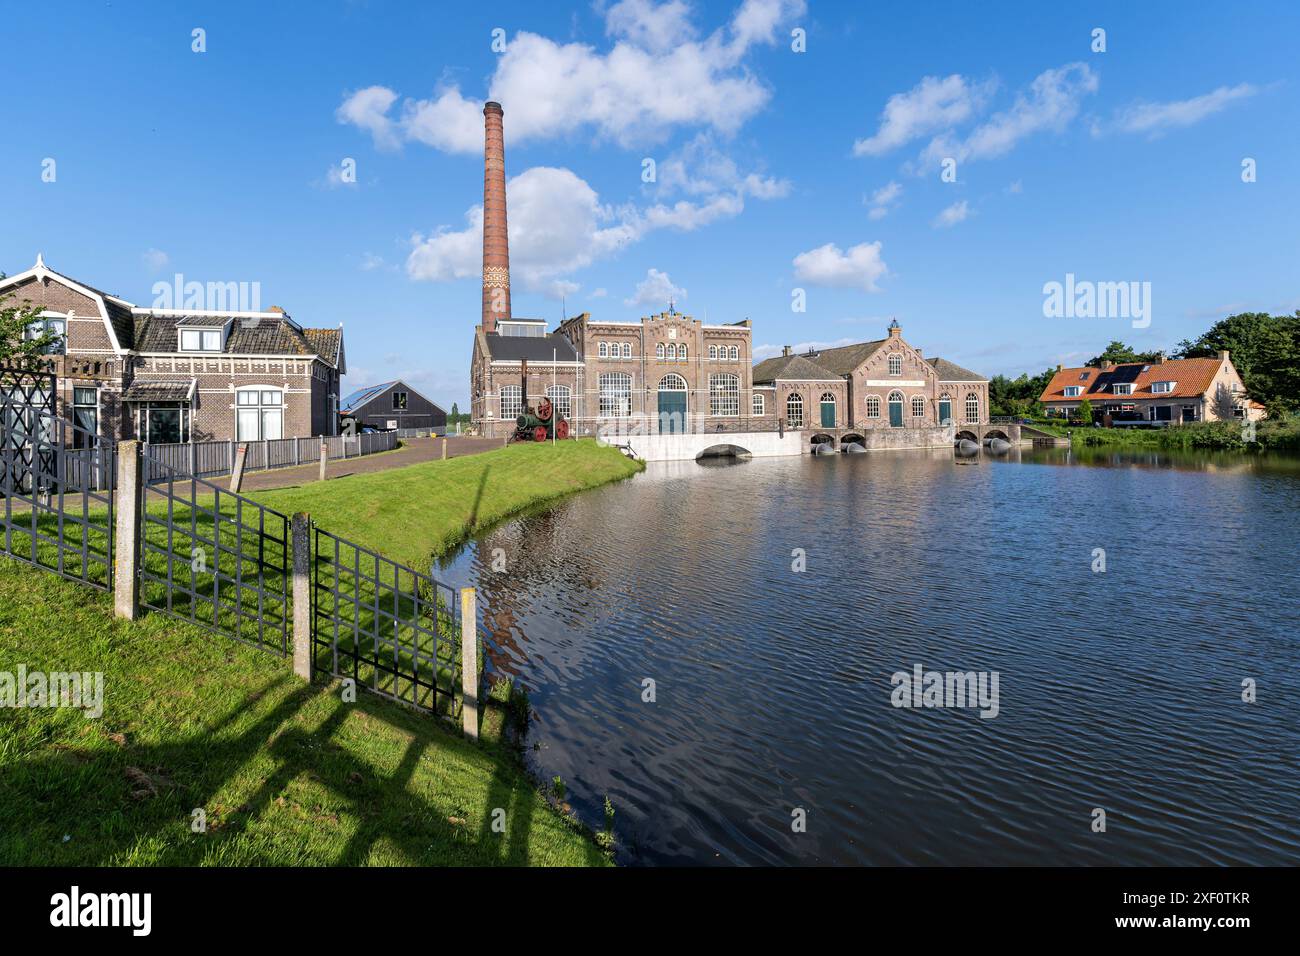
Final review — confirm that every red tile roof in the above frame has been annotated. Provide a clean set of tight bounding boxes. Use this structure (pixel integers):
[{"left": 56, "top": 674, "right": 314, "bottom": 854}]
[{"left": 1040, "top": 357, "right": 1224, "bottom": 402}]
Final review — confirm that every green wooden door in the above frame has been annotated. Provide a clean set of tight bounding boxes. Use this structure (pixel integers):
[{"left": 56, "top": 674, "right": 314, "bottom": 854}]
[
  {"left": 658, "top": 390, "right": 687, "bottom": 433},
  {"left": 888, "top": 399, "right": 903, "bottom": 428},
  {"left": 820, "top": 400, "right": 835, "bottom": 427},
  {"left": 938, "top": 399, "right": 951, "bottom": 424}
]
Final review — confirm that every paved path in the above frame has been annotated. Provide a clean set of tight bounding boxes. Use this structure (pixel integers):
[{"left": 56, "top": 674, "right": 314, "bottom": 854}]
[{"left": 225, "top": 436, "right": 502, "bottom": 493}]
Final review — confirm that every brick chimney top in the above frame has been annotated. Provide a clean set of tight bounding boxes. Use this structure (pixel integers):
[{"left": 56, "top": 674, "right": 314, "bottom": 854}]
[
  {"left": 1101, "top": 360, "right": 1114, "bottom": 370},
  {"left": 1218, "top": 349, "right": 1230, "bottom": 362},
  {"left": 268, "top": 305, "right": 285, "bottom": 314},
  {"left": 782, "top": 345, "right": 792, "bottom": 357},
  {"left": 1156, "top": 351, "right": 1166, "bottom": 364},
  {"left": 1056, "top": 363, "right": 1062, "bottom": 372},
  {"left": 481, "top": 100, "right": 510, "bottom": 334}
]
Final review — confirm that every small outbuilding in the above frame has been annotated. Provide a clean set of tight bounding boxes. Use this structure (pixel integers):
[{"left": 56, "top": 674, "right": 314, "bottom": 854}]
[{"left": 340, "top": 380, "right": 446, "bottom": 434}]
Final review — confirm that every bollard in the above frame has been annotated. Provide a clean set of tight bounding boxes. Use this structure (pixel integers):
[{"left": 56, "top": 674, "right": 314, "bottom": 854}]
[
  {"left": 319, "top": 440, "right": 328, "bottom": 482},
  {"left": 460, "top": 587, "right": 479, "bottom": 740},
  {"left": 113, "top": 441, "right": 143, "bottom": 620},
  {"left": 291, "top": 513, "right": 312, "bottom": 680}
]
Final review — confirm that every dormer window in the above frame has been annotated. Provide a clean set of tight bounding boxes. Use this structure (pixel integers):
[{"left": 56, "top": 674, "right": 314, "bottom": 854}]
[
  {"left": 1150, "top": 381, "right": 1176, "bottom": 394},
  {"left": 1063, "top": 386, "right": 1083, "bottom": 397},
  {"left": 1112, "top": 383, "right": 1133, "bottom": 395},
  {"left": 1079, "top": 371, "right": 1090, "bottom": 381},
  {"left": 179, "top": 329, "right": 222, "bottom": 352},
  {"left": 24, "top": 314, "right": 66, "bottom": 354}
]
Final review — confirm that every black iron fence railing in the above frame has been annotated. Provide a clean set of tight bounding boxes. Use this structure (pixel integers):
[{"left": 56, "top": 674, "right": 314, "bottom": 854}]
[{"left": 310, "top": 526, "right": 464, "bottom": 719}]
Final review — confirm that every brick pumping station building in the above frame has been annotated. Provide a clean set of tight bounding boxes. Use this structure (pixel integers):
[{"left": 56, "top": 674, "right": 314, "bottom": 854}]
[{"left": 468, "top": 102, "right": 990, "bottom": 446}]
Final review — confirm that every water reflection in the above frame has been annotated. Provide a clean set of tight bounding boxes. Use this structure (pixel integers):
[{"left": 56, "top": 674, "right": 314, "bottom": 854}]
[{"left": 438, "top": 448, "right": 1300, "bottom": 865}]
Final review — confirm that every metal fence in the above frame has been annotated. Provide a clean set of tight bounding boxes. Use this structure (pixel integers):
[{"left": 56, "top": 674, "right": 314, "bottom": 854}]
[
  {"left": 141, "top": 431, "right": 399, "bottom": 483},
  {"left": 0, "top": 400, "right": 116, "bottom": 591},
  {"left": 138, "top": 449, "right": 291, "bottom": 653},
  {"left": 311, "top": 525, "right": 465, "bottom": 718}
]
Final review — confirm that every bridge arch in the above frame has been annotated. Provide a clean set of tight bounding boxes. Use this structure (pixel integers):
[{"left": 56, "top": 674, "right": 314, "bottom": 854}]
[{"left": 696, "top": 443, "right": 752, "bottom": 461}]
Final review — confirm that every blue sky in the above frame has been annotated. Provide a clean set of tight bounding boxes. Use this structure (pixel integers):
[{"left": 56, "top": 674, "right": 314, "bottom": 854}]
[{"left": 4, "top": 0, "right": 1297, "bottom": 406}]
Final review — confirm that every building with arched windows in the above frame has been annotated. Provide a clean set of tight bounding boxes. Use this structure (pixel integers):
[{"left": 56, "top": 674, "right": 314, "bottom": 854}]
[{"left": 751, "top": 319, "right": 988, "bottom": 431}]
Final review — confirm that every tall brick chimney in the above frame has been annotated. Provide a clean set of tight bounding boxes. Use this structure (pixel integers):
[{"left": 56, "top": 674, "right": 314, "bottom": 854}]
[{"left": 481, "top": 101, "right": 510, "bottom": 334}]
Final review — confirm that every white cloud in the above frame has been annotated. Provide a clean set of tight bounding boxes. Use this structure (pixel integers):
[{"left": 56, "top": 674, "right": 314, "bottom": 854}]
[
  {"left": 625, "top": 267, "right": 687, "bottom": 307},
  {"left": 918, "top": 63, "right": 1097, "bottom": 170},
  {"left": 933, "top": 199, "right": 970, "bottom": 228},
  {"left": 865, "top": 180, "right": 902, "bottom": 220},
  {"left": 792, "top": 241, "right": 887, "bottom": 292},
  {"left": 605, "top": 0, "right": 695, "bottom": 54},
  {"left": 141, "top": 249, "right": 169, "bottom": 272},
  {"left": 405, "top": 164, "right": 756, "bottom": 291},
  {"left": 656, "top": 133, "right": 790, "bottom": 199},
  {"left": 1112, "top": 83, "right": 1258, "bottom": 137},
  {"left": 337, "top": 0, "right": 806, "bottom": 153},
  {"left": 853, "top": 74, "right": 993, "bottom": 156}
]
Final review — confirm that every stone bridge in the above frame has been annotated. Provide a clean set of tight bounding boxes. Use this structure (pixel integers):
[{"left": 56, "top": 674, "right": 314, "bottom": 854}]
[
  {"left": 600, "top": 429, "right": 807, "bottom": 462},
  {"left": 805, "top": 423, "right": 1024, "bottom": 450}
]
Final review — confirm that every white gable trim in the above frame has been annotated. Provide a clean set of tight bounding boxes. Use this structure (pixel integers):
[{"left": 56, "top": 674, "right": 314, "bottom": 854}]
[{"left": 0, "top": 258, "right": 128, "bottom": 354}]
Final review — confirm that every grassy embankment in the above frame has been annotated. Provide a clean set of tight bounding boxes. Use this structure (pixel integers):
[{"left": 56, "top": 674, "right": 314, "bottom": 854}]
[
  {"left": 0, "top": 439, "right": 641, "bottom": 865},
  {"left": 1030, "top": 415, "right": 1300, "bottom": 452}
]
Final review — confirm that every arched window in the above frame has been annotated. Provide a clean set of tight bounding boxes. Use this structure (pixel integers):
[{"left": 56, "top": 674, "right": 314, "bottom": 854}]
[
  {"left": 679, "top": 345, "right": 687, "bottom": 361},
  {"left": 938, "top": 393, "right": 952, "bottom": 425},
  {"left": 598, "top": 372, "right": 632, "bottom": 417},
  {"left": 911, "top": 396, "right": 926, "bottom": 418},
  {"left": 545, "top": 384, "right": 571, "bottom": 420},
  {"left": 888, "top": 390, "right": 905, "bottom": 428},
  {"left": 666, "top": 343, "right": 677, "bottom": 360},
  {"left": 752, "top": 393, "right": 765, "bottom": 415},
  {"left": 621, "top": 342, "right": 631, "bottom": 358},
  {"left": 965, "top": 393, "right": 980, "bottom": 423},
  {"left": 659, "top": 373, "right": 687, "bottom": 390},
  {"left": 786, "top": 392, "right": 804, "bottom": 428},
  {"left": 865, "top": 395, "right": 881, "bottom": 418},
  {"left": 728, "top": 345, "right": 739, "bottom": 361},
  {"left": 656, "top": 343, "right": 665, "bottom": 360},
  {"left": 709, "top": 373, "right": 740, "bottom": 416},
  {"left": 888, "top": 353, "right": 902, "bottom": 375},
  {"left": 598, "top": 342, "right": 608, "bottom": 358},
  {"left": 500, "top": 385, "right": 522, "bottom": 420},
  {"left": 709, "top": 345, "right": 718, "bottom": 360}
]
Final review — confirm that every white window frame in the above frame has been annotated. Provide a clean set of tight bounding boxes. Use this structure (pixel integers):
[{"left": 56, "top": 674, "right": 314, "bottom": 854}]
[
  {"left": 786, "top": 392, "right": 804, "bottom": 428},
  {"left": 728, "top": 345, "right": 739, "bottom": 362},
  {"left": 911, "top": 395, "right": 926, "bottom": 418},
  {"left": 1063, "top": 386, "right": 1082, "bottom": 397},
  {"left": 621, "top": 342, "right": 631, "bottom": 358},
  {"left": 752, "top": 393, "right": 765, "bottom": 416},
  {"left": 865, "top": 395, "right": 881, "bottom": 418},
  {"left": 236, "top": 386, "right": 284, "bottom": 441},
  {"left": 598, "top": 372, "right": 632, "bottom": 418},
  {"left": 1151, "top": 381, "right": 1175, "bottom": 394},
  {"left": 964, "top": 393, "right": 979, "bottom": 423},
  {"left": 500, "top": 384, "right": 522, "bottom": 420},
  {"left": 598, "top": 342, "right": 608, "bottom": 358},
  {"left": 1112, "top": 383, "right": 1133, "bottom": 396},
  {"left": 656, "top": 343, "right": 665, "bottom": 360},
  {"left": 544, "top": 384, "right": 571, "bottom": 420},
  {"left": 179, "top": 328, "right": 222, "bottom": 352},
  {"left": 709, "top": 373, "right": 740, "bottom": 416},
  {"left": 888, "top": 353, "right": 902, "bottom": 376}
]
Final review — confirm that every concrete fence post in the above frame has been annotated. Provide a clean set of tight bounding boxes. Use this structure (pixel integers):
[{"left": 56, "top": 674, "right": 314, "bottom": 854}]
[
  {"left": 318, "top": 439, "right": 328, "bottom": 481},
  {"left": 113, "top": 440, "right": 143, "bottom": 620},
  {"left": 441, "top": 437, "right": 448, "bottom": 460},
  {"left": 291, "top": 512, "right": 312, "bottom": 681},
  {"left": 460, "top": 587, "right": 479, "bottom": 740},
  {"left": 229, "top": 443, "right": 249, "bottom": 493}
]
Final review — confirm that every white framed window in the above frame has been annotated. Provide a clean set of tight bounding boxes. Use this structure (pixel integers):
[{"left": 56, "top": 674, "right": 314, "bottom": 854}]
[
  {"left": 709, "top": 374, "right": 740, "bottom": 416},
  {"left": 598, "top": 342, "right": 608, "bottom": 358},
  {"left": 1112, "top": 383, "right": 1133, "bottom": 395},
  {"left": 1063, "top": 386, "right": 1083, "bottom": 397},
  {"left": 865, "top": 395, "right": 881, "bottom": 418},
  {"left": 964, "top": 393, "right": 979, "bottom": 423},
  {"left": 544, "top": 384, "right": 571, "bottom": 420},
  {"left": 678, "top": 345, "right": 687, "bottom": 361},
  {"left": 236, "top": 388, "right": 283, "bottom": 441},
  {"left": 666, "top": 343, "right": 677, "bottom": 360},
  {"left": 621, "top": 342, "right": 631, "bottom": 358},
  {"left": 708, "top": 345, "right": 718, "bottom": 360},
  {"left": 656, "top": 343, "right": 665, "bottom": 360},
  {"left": 139, "top": 402, "right": 190, "bottom": 444},
  {"left": 728, "top": 345, "right": 739, "bottom": 361},
  {"left": 500, "top": 384, "right": 522, "bottom": 420},
  {"left": 753, "top": 393, "right": 765, "bottom": 415},
  {"left": 786, "top": 392, "right": 804, "bottom": 428},
  {"left": 888, "top": 353, "right": 902, "bottom": 375},
  {"left": 599, "top": 372, "right": 632, "bottom": 417},
  {"left": 24, "top": 314, "right": 67, "bottom": 354},
  {"left": 72, "top": 386, "right": 99, "bottom": 447},
  {"left": 1151, "top": 381, "right": 1175, "bottom": 394},
  {"left": 179, "top": 328, "right": 222, "bottom": 352},
  {"left": 911, "top": 395, "right": 926, "bottom": 418}
]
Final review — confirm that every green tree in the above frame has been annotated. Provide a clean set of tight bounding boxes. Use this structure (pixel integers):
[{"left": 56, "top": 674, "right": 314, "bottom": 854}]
[
  {"left": 1174, "top": 312, "right": 1300, "bottom": 414},
  {"left": 0, "top": 290, "right": 61, "bottom": 368},
  {"left": 450, "top": 402, "right": 459, "bottom": 420},
  {"left": 1085, "top": 340, "right": 1163, "bottom": 367},
  {"left": 1076, "top": 397, "right": 1093, "bottom": 424}
]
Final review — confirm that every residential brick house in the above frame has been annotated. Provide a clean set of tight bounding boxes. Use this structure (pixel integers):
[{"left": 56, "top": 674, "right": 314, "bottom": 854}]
[
  {"left": 752, "top": 320, "right": 989, "bottom": 430},
  {"left": 0, "top": 255, "right": 345, "bottom": 443},
  {"left": 1038, "top": 353, "right": 1266, "bottom": 423}
]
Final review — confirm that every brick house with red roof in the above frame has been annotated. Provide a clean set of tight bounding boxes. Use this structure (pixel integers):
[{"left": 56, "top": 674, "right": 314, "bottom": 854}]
[{"left": 1038, "top": 351, "right": 1266, "bottom": 424}]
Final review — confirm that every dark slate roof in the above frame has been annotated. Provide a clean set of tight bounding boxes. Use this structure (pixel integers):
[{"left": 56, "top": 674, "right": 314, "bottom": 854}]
[
  {"left": 39, "top": 265, "right": 137, "bottom": 349},
  {"left": 796, "top": 339, "right": 888, "bottom": 376},
  {"left": 752, "top": 353, "right": 843, "bottom": 384},
  {"left": 484, "top": 332, "right": 578, "bottom": 362},
  {"left": 341, "top": 381, "right": 397, "bottom": 413},
  {"left": 175, "top": 315, "right": 231, "bottom": 327},
  {"left": 132, "top": 312, "right": 341, "bottom": 365},
  {"left": 926, "top": 357, "right": 988, "bottom": 382},
  {"left": 122, "top": 380, "right": 195, "bottom": 402}
]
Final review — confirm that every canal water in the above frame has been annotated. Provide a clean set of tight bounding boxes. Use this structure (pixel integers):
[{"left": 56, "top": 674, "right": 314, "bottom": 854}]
[{"left": 437, "top": 447, "right": 1300, "bottom": 865}]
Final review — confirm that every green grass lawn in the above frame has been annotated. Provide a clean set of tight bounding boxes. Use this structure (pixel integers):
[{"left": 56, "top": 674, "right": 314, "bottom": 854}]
[
  {"left": 0, "top": 559, "right": 611, "bottom": 866},
  {"left": 248, "top": 438, "right": 644, "bottom": 567},
  {"left": 0, "top": 438, "right": 640, "bottom": 866}
]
